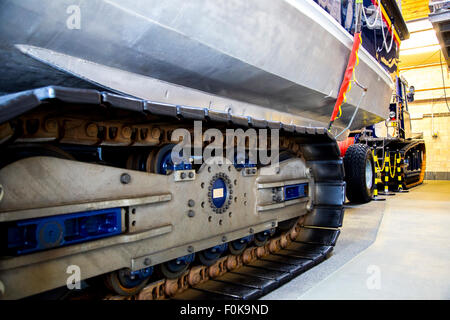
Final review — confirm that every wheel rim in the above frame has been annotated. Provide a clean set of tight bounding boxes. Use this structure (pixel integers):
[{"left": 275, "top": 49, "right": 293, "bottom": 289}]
[
  {"left": 150, "top": 144, "right": 189, "bottom": 175},
  {"left": 159, "top": 149, "right": 174, "bottom": 175},
  {"left": 254, "top": 230, "right": 271, "bottom": 247},
  {"left": 365, "top": 158, "right": 373, "bottom": 189},
  {"left": 160, "top": 254, "right": 195, "bottom": 278},
  {"left": 107, "top": 267, "right": 153, "bottom": 295},
  {"left": 229, "top": 236, "right": 252, "bottom": 255},
  {"left": 198, "top": 244, "right": 228, "bottom": 266},
  {"left": 117, "top": 268, "right": 152, "bottom": 289}
]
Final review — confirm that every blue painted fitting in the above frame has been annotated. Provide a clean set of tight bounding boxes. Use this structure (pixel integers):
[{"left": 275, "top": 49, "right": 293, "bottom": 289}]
[
  {"left": 284, "top": 183, "right": 308, "bottom": 201},
  {"left": 160, "top": 150, "right": 192, "bottom": 174},
  {"left": 2, "top": 208, "right": 122, "bottom": 256},
  {"left": 211, "top": 178, "right": 228, "bottom": 208},
  {"left": 202, "top": 243, "right": 228, "bottom": 260}
]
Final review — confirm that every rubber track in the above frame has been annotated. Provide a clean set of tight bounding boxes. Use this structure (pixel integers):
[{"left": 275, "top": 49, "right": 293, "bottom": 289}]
[
  {"left": 0, "top": 86, "right": 345, "bottom": 300},
  {"left": 400, "top": 140, "right": 426, "bottom": 189},
  {"left": 357, "top": 137, "right": 426, "bottom": 191}
]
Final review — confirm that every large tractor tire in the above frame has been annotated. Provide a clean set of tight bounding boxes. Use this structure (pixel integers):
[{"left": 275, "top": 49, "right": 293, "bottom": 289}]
[{"left": 344, "top": 143, "right": 375, "bottom": 203}]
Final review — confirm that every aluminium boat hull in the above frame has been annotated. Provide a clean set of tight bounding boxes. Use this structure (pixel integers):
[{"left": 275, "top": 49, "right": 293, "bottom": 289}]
[{"left": 0, "top": 0, "right": 393, "bottom": 131}]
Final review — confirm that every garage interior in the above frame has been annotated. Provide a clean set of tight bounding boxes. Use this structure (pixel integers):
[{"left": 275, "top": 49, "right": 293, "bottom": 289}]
[
  {"left": 264, "top": 0, "right": 450, "bottom": 300},
  {"left": 264, "top": 181, "right": 449, "bottom": 299},
  {"left": 0, "top": 0, "right": 449, "bottom": 302}
]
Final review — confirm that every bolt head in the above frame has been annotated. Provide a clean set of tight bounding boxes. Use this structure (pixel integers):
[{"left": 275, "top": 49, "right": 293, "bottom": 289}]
[
  {"left": 144, "top": 258, "right": 151, "bottom": 266},
  {"left": 120, "top": 173, "right": 131, "bottom": 184},
  {"left": 188, "top": 210, "right": 195, "bottom": 218}
]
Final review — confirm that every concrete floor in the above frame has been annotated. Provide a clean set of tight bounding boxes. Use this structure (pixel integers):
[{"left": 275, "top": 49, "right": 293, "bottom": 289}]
[{"left": 262, "top": 180, "right": 450, "bottom": 300}]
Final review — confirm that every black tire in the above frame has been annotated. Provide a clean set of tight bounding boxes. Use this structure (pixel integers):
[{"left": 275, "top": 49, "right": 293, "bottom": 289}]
[{"left": 344, "top": 143, "right": 375, "bottom": 203}]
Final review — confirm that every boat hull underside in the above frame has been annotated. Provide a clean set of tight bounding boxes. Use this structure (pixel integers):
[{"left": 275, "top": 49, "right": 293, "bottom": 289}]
[{"left": 0, "top": 0, "right": 393, "bottom": 130}]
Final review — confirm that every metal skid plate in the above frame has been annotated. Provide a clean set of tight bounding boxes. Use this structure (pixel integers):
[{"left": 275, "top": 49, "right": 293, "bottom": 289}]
[{"left": 0, "top": 155, "right": 310, "bottom": 299}]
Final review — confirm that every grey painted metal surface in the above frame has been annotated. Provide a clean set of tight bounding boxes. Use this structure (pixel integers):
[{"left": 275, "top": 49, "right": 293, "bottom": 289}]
[{"left": 0, "top": 0, "right": 393, "bottom": 131}]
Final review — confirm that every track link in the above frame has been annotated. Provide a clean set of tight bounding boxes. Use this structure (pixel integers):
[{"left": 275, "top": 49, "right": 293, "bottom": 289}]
[
  {"left": 401, "top": 140, "right": 426, "bottom": 189},
  {"left": 99, "top": 220, "right": 339, "bottom": 300}
]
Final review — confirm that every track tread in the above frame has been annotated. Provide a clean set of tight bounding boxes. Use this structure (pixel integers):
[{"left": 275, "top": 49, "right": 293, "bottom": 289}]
[{"left": 0, "top": 86, "right": 346, "bottom": 300}]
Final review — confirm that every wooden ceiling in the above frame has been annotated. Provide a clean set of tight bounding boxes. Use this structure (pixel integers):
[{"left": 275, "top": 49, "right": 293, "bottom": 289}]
[{"left": 401, "top": 0, "right": 430, "bottom": 21}]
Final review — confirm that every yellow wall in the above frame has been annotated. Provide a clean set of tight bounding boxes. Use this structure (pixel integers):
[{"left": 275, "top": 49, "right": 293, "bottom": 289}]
[
  {"left": 399, "top": 19, "right": 450, "bottom": 179},
  {"left": 410, "top": 103, "right": 449, "bottom": 177},
  {"left": 401, "top": 0, "right": 430, "bottom": 21},
  {"left": 401, "top": 65, "right": 450, "bottom": 102}
]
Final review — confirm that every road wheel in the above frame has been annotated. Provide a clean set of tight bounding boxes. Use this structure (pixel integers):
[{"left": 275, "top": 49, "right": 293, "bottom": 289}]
[
  {"left": 344, "top": 143, "right": 375, "bottom": 203},
  {"left": 105, "top": 267, "right": 153, "bottom": 296}
]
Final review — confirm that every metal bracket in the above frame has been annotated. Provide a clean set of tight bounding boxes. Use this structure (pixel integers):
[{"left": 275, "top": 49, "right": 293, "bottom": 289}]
[
  {"left": 272, "top": 187, "right": 284, "bottom": 203},
  {"left": 174, "top": 169, "right": 196, "bottom": 182},
  {"left": 241, "top": 167, "right": 257, "bottom": 177}
]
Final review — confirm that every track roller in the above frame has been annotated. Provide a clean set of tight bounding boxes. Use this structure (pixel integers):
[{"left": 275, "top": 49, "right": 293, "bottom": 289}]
[
  {"left": 254, "top": 229, "right": 276, "bottom": 247},
  {"left": 105, "top": 267, "right": 153, "bottom": 296},
  {"left": 197, "top": 244, "right": 228, "bottom": 266},
  {"left": 160, "top": 254, "right": 195, "bottom": 279},
  {"left": 229, "top": 236, "right": 253, "bottom": 255}
]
